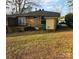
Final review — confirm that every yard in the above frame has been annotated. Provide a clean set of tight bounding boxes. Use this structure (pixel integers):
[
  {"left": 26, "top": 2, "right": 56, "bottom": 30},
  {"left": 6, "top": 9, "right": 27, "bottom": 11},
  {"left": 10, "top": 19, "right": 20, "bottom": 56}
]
[{"left": 6, "top": 30, "right": 73, "bottom": 59}]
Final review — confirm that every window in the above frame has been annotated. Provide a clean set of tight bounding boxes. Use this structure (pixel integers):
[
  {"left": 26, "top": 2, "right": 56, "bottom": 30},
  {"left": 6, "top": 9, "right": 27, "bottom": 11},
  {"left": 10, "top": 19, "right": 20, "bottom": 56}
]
[{"left": 18, "top": 17, "right": 26, "bottom": 25}]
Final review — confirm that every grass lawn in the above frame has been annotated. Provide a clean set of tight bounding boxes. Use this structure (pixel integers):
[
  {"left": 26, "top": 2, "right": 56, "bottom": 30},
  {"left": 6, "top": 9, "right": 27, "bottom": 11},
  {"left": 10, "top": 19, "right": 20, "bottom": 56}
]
[{"left": 6, "top": 31, "right": 73, "bottom": 59}]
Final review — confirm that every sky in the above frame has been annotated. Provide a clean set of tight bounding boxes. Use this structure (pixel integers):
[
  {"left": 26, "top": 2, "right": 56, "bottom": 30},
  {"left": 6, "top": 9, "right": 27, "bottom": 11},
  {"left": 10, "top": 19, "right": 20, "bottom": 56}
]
[
  {"left": 6, "top": 0, "right": 73, "bottom": 16},
  {"left": 33, "top": 0, "right": 73, "bottom": 16}
]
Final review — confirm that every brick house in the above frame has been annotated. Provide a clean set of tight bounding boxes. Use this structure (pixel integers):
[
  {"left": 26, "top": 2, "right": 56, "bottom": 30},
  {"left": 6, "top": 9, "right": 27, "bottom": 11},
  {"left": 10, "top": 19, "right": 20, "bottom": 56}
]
[{"left": 6, "top": 10, "right": 60, "bottom": 33}]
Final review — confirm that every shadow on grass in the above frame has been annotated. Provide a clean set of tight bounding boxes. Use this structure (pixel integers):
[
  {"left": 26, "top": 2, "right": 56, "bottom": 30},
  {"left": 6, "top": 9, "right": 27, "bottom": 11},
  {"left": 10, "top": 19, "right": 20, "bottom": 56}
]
[{"left": 6, "top": 27, "right": 73, "bottom": 37}]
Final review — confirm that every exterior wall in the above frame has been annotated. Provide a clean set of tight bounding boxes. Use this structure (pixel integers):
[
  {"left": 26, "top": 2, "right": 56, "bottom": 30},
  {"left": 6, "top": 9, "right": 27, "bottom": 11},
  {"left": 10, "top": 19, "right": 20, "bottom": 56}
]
[
  {"left": 7, "top": 17, "right": 18, "bottom": 26},
  {"left": 26, "top": 16, "right": 41, "bottom": 28},
  {"left": 46, "top": 17, "right": 58, "bottom": 30},
  {"left": 26, "top": 17, "right": 35, "bottom": 26},
  {"left": 6, "top": 16, "right": 58, "bottom": 33}
]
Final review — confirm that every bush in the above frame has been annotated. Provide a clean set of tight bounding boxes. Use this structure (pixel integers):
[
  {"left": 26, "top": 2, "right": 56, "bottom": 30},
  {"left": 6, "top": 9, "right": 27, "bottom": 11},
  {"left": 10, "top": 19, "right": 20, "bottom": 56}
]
[{"left": 24, "top": 26, "right": 36, "bottom": 31}]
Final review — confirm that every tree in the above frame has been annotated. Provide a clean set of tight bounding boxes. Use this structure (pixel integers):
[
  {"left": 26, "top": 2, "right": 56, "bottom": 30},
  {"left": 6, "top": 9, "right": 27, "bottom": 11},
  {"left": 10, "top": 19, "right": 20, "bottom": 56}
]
[
  {"left": 64, "top": 0, "right": 73, "bottom": 28},
  {"left": 66, "top": 0, "right": 73, "bottom": 7},
  {"left": 6, "top": 0, "right": 40, "bottom": 14},
  {"left": 65, "top": 13, "right": 73, "bottom": 28}
]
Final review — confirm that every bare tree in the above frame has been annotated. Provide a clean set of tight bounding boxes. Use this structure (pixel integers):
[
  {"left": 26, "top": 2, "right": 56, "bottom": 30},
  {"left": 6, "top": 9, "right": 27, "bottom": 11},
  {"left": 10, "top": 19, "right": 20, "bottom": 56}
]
[{"left": 6, "top": 0, "right": 40, "bottom": 14}]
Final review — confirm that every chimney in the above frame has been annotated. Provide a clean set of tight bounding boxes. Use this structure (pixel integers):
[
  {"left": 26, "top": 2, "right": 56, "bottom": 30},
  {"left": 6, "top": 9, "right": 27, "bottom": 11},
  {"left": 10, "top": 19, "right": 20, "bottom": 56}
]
[
  {"left": 42, "top": 9, "right": 44, "bottom": 11},
  {"left": 39, "top": 9, "right": 41, "bottom": 11}
]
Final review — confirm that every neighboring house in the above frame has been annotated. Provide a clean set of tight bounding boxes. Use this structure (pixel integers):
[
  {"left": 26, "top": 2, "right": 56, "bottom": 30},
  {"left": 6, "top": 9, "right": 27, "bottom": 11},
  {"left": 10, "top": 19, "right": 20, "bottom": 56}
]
[
  {"left": 6, "top": 9, "right": 60, "bottom": 33},
  {"left": 59, "top": 16, "right": 65, "bottom": 23}
]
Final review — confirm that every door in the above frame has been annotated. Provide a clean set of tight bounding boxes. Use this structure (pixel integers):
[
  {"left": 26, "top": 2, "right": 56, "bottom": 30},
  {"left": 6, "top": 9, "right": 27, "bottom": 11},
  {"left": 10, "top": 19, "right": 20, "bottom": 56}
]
[{"left": 41, "top": 16, "right": 46, "bottom": 30}]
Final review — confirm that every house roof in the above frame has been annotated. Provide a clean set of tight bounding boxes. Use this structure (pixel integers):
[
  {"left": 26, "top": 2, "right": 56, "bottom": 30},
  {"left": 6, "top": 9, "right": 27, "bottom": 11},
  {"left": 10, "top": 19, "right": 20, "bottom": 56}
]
[{"left": 6, "top": 10, "right": 60, "bottom": 17}]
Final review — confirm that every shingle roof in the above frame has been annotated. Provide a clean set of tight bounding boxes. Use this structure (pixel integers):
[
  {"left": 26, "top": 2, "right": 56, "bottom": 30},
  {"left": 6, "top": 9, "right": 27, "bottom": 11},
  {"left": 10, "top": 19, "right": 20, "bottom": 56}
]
[
  {"left": 21, "top": 11, "right": 60, "bottom": 17},
  {"left": 6, "top": 10, "right": 60, "bottom": 17}
]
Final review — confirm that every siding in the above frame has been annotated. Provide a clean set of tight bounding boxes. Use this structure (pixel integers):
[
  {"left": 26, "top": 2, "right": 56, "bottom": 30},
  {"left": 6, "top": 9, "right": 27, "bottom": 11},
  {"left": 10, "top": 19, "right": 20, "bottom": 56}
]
[{"left": 46, "top": 17, "right": 57, "bottom": 30}]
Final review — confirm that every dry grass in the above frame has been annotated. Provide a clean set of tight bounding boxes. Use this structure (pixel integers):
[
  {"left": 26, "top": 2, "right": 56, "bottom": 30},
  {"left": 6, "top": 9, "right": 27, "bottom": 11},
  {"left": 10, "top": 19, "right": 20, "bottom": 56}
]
[{"left": 6, "top": 31, "right": 73, "bottom": 59}]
